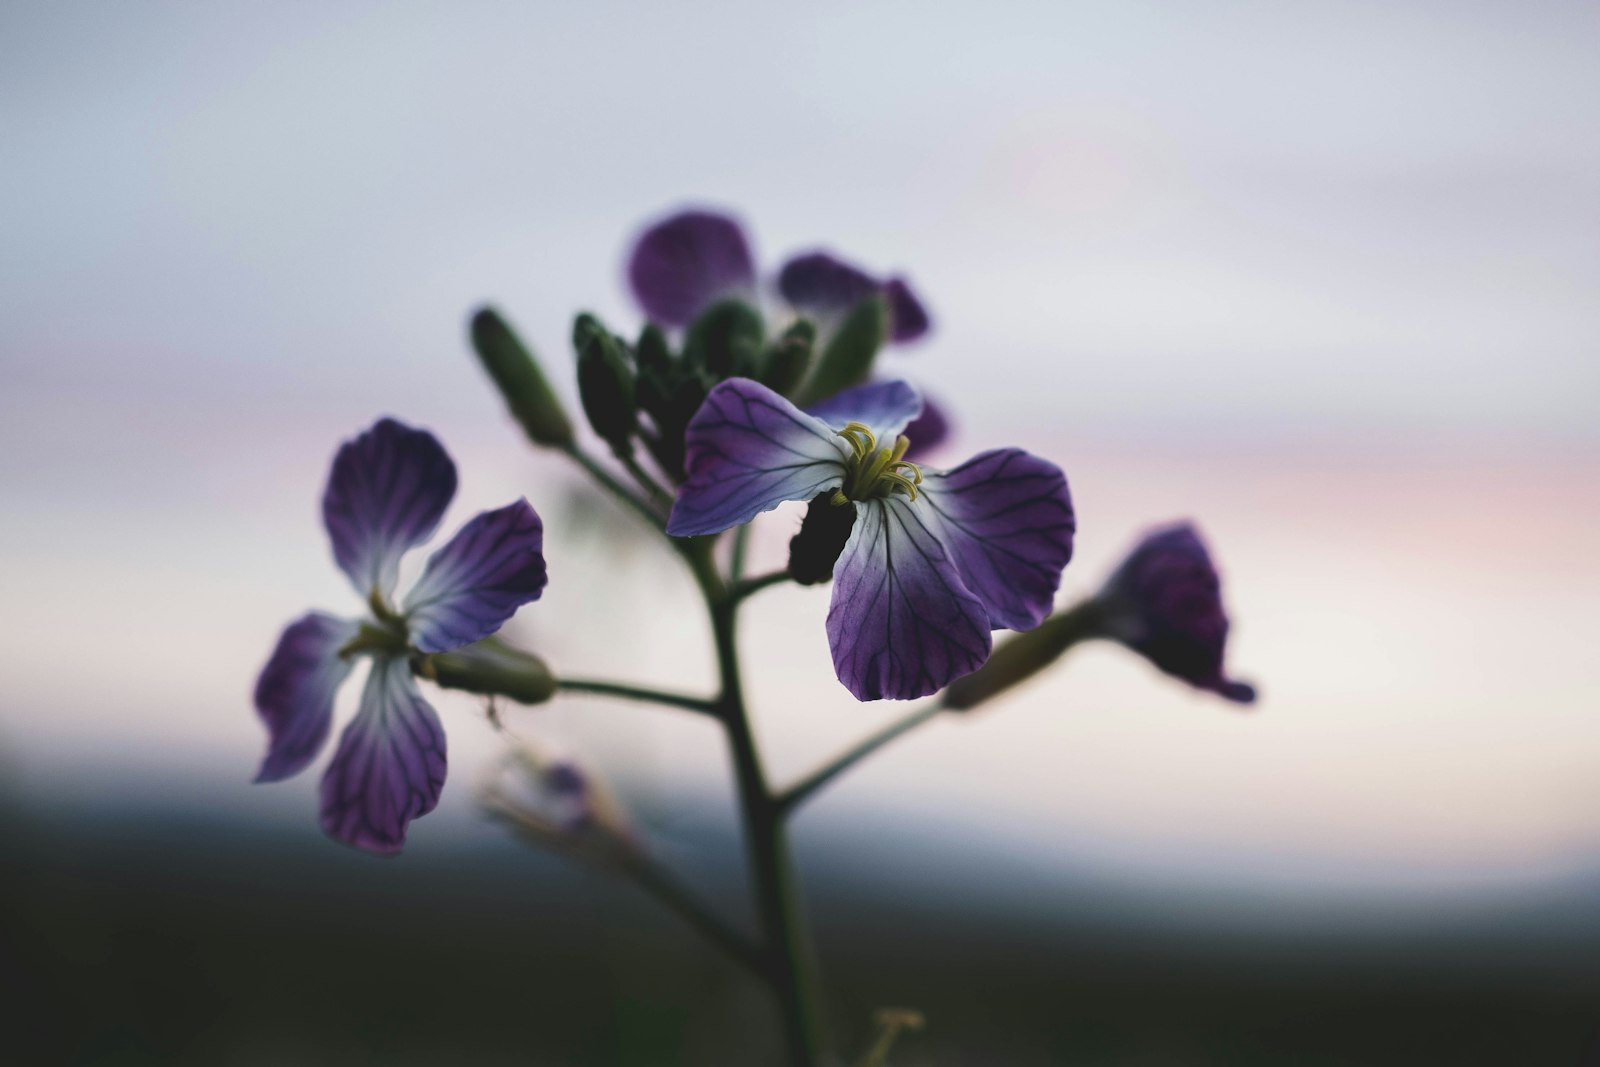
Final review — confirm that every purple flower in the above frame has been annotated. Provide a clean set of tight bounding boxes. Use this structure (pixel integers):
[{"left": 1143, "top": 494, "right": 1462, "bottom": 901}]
[
  {"left": 253, "top": 417, "right": 548, "bottom": 854},
  {"left": 666, "top": 378, "right": 1075, "bottom": 701},
  {"left": 626, "top": 208, "right": 931, "bottom": 344},
  {"left": 1099, "top": 522, "right": 1256, "bottom": 704}
]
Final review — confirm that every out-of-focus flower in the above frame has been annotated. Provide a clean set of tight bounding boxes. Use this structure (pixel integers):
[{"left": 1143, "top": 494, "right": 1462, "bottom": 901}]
[
  {"left": 1099, "top": 522, "right": 1256, "bottom": 703},
  {"left": 480, "top": 744, "right": 637, "bottom": 867},
  {"left": 666, "top": 378, "right": 1075, "bottom": 701},
  {"left": 625, "top": 209, "right": 931, "bottom": 344},
  {"left": 253, "top": 417, "right": 548, "bottom": 854}
]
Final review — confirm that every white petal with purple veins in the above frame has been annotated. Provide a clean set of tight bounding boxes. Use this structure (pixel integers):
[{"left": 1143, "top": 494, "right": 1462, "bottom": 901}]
[
  {"left": 319, "top": 656, "right": 447, "bottom": 855},
  {"left": 667, "top": 379, "right": 848, "bottom": 537},
  {"left": 805, "top": 379, "right": 924, "bottom": 441},
  {"left": 253, "top": 612, "right": 360, "bottom": 782},
  {"left": 919, "top": 449, "right": 1076, "bottom": 631},
  {"left": 403, "top": 499, "right": 548, "bottom": 654},
  {"left": 322, "top": 418, "right": 458, "bottom": 599},
  {"left": 826, "top": 497, "right": 992, "bottom": 701}
]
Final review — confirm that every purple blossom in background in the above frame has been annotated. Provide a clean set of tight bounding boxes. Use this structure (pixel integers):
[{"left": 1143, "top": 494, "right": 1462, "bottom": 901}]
[
  {"left": 253, "top": 417, "right": 547, "bottom": 854},
  {"left": 666, "top": 378, "right": 1075, "bottom": 700},
  {"left": 626, "top": 209, "right": 931, "bottom": 344},
  {"left": 1099, "top": 522, "right": 1256, "bottom": 704}
]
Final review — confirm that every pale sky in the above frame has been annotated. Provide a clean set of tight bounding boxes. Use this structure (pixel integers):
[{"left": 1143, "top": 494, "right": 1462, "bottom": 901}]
[{"left": 2, "top": 1, "right": 1597, "bottom": 901}]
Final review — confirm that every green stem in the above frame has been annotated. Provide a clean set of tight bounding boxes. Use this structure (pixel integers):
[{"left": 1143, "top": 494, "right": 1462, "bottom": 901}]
[
  {"left": 556, "top": 677, "right": 717, "bottom": 716},
  {"left": 729, "top": 524, "right": 752, "bottom": 584},
  {"left": 619, "top": 850, "right": 765, "bottom": 977},
  {"left": 732, "top": 569, "right": 791, "bottom": 601},
  {"left": 561, "top": 442, "right": 665, "bottom": 531},
  {"left": 684, "top": 540, "right": 825, "bottom": 1066},
  {"left": 777, "top": 702, "right": 945, "bottom": 816},
  {"left": 617, "top": 449, "right": 674, "bottom": 511}
]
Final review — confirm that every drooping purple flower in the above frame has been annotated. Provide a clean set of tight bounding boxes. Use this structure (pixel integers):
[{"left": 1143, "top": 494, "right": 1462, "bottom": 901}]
[
  {"left": 1098, "top": 522, "right": 1256, "bottom": 704},
  {"left": 254, "top": 417, "right": 547, "bottom": 854},
  {"left": 626, "top": 209, "right": 931, "bottom": 345},
  {"left": 666, "top": 378, "right": 1074, "bottom": 700}
]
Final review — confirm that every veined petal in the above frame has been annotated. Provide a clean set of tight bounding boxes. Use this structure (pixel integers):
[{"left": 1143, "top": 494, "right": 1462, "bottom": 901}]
[
  {"left": 627, "top": 209, "right": 757, "bottom": 327},
  {"left": 883, "top": 277, "right": 931, "bottom": 344},
  {"left": 827, "top": 497, "right": 992, "bottom": 701},
  {"left": 320, "top": 656, "right": 447, "bottom": 855},
  {"left": 777, "top": 251, "right": 878, "bottom": 322},
  {"left": 323, "top": 418, "right": 458, "bottom": 599},
  {"left": 805, "top": 379, "right": 923, "bottom": 441},
  {"left": 919, "top": 449, "right": 1075, "bottom": 631},
  {"left": 403, "top": 499, "right": 547, "bottom": 654},
  {"left": 253, "top": 612, "right": 360, "bottom": 782},
  {"left": 666, "top": 378, "right": 848, "bottom": 536}
]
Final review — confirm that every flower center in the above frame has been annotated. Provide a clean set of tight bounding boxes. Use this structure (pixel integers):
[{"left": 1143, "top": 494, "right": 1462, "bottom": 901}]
[
  {"left": 832, "top": 421, "right": 923, "bottom": 505},
  {"left": 338, "top": 589, "right": 411, "bottom": 659}
]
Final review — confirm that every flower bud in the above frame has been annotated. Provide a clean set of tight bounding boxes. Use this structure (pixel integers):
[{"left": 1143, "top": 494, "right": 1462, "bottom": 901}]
[
  {"left": 421, "top": 637, "right": 557, "bottom": 705},
  {"left": 795, "top": 293, "right": 887, "bottom": 406},
  {"left": 468, "top": 307, "right": 574, "bottom": 448},
  {"left": 683, "top": 297, "right": 764, "bottom": 379},
  {"left": 573, "top": 312, "right": 638, "bottom": 453},
  {"left": 942, "top": 600, "right": 1105, "bottom": 710},
  {"left": 635, "top": 322, "right": 673, "bottom": 377},
  {"left": 760, "top": 319, "right": 815, "bottom": 397},
  {"left": 787, "top": 492, "right": 857, "bottom": 585}
]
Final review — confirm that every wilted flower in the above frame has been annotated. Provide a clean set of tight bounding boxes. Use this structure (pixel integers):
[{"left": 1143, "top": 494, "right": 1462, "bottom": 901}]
[
  {"left": 253, "top": 417, "right": 548, "bottom": 853},
  {"left": 1099, "top": 522, "right": 1256, "bottom": 703},
  {"left": 625, "top": 208, "right": 931, "bottom": 345},
  {"left": 667, "top": 378, "right": 1075, "bottom": 701}
]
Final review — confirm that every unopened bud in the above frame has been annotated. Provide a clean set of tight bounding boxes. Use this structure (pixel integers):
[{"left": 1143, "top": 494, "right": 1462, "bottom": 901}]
[
  {"left": 573, "top": 312, "right": 637, "bottom": 453},
  {"left": 683, "top": 298, "right": 764, "bottom": 379},
  {"left": 422, "top": 637, "right": 557, "bottom": 705},
  {"left": 469, "top": 307, "right": 574, "bottom": 447},
  {"left": 796, "top": 293, "right": 887, "bottom": 406},
  {"left": 760, "top": 319, "right": 815, "bottom": 397},
  {"left": 942, "top": 599, "right": 1105, "bottom": 711}
]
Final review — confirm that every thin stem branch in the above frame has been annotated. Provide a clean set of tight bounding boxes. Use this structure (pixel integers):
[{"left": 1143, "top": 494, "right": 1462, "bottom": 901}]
[
  {"left": 733, "top": 569, "right": 791, "bottom": 601},
  {"left": 777, "top": 702, "right": 946, "bottom": 816},
  {"left": 619, "top": 850, "right": 765, "bottom": 977},
  {"left": 557, "top": 677, "right": 717, "bottom": 716},
  {"left": 729, "top": 524, "right": 752, "bottom": 584},
  {"left": 618, "top": 449, "right": 675, "bottom": 511},
  {"left": 561, "top": 442, "right": 666, "bottom": 530}
]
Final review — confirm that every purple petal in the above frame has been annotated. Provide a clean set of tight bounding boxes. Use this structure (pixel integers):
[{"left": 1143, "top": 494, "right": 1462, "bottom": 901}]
[
  {"left": 919, "top": 449, "right": 1076, "bottom": 631},
  {"left": 805, "top": 379, "right": 924, "bottom": 440},
  {"left": 901, "top": 393, "right": 951, "bottom": 460},
  {"left": 777, "top": 252, "right": 879, "bottom": 321},
  {"left": 883, "top": 278, "right": 931, "bottom": 344},
  {"left": 323, "top": 418, "right": 458, "bottom": 599},
  {"left": 253, "top": 612, "right": 360, "bottom": 782},
  {"left": 827, "top": 497, "right": 993, "bottom": 701},
  {"left": 1101, "top": 522, "right": 1256, "bottom": 704},
  {"left": 626, "top": 209, "right": 757, "bottom": 327},
  {"left": 320, "top": 656, "right": 447, "bottom": 855},
  {"left": 666, "top": 378, "right": 847, "bottom": 537},
  {"left": 403, "top": 499, "right": 548, "bottom": 654}
]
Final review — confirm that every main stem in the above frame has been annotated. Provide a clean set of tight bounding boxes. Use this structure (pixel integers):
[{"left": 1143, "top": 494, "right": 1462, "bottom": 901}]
[{"left": 686, "top": 542, "right": 824, "bottom": 1066}]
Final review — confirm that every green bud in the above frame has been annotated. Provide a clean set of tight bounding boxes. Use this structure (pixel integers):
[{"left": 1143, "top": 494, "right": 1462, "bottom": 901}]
[
  {"left": 795, "top": 294, "right": 887, "bottom": 406},
  {"left": 942, "top": 599, "right": 1106, "bottom": 711},
  {"left": 422, "top": 637, "right": 557, "bottom": 705},
  {"left": 683, "top": 298, "right": 764, "bottom": 379},
  {"left": 469, "top": 307, "right": 574, "bottom": 448},
  {"left": 573, "top": 312, "right": 637, "bottom": 453},
  {"left": 635, "top": 322, "right": 673, "bottom": 377},
  {"left": 760, "top": 319, "right": 815, "bottom": 397}
]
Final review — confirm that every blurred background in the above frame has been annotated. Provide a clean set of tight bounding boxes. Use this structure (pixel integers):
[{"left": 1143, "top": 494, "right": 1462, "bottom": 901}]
[{"left": 3, "top": 2, "right": 1598, "bottom": 1063}]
